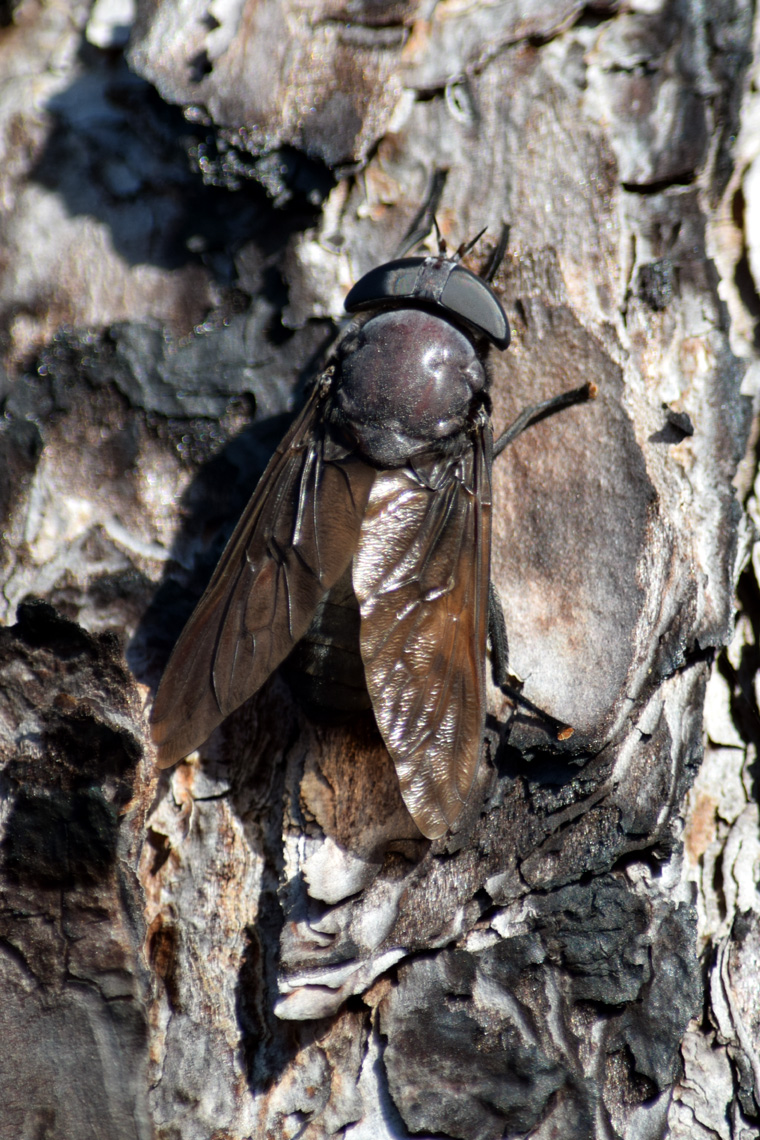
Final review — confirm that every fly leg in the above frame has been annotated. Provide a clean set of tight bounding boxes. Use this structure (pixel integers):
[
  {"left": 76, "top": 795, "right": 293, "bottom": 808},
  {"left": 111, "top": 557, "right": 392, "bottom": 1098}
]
[
  {"left": 494, "top": 382, "right": 596, "bottom": 457},
  {"left": 489, "top": 581, "right": 568, "bottom": 733},
  {"left": 488, "top": 580, "right": 512, "bottom": 688},
  {"left": 488, "top": 382, "right": 595, "bottom": 741},
  {"left": 487, "top": 381, "right": 593, "bottom": 687},
  {"left": 491, "top": 584, "right": 575, "bottom": 742},
  {"left": 395, "top": 170, "right": 449, "bottom": 257},
  {"left": 480, "top": 224, "right": 510, "bottom": 284}
]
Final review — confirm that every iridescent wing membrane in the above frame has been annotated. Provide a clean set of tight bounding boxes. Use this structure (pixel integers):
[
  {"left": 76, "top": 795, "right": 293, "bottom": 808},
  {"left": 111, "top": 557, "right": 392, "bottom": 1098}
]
[
  {"left": 151, "top": 383, "right": 377, "bottom": 767},
  {"left": 151, "top": 382, "right": 492, "bottom": 839},
  {"left": 354, "top": 430, "right": 492, "bottom": 839}
]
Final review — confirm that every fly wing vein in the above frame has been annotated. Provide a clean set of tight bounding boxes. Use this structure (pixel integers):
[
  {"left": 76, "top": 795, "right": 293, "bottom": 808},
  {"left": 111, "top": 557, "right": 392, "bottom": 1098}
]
[
  {"left": 355, "top": 435, "right": 492, "bottom": 839},
  {"left": 151, "top": 385, "right": 375, "bottom": 767}
]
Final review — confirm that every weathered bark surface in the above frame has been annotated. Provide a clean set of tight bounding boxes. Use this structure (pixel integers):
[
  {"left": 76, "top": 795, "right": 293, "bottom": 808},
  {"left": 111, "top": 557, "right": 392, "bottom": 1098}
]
[{"left": 1, "top": 1, "right": 759, "bottom": 1137}]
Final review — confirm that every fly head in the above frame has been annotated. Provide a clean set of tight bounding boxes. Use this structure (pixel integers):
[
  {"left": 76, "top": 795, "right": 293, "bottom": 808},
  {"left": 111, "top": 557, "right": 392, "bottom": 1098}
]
[{"left": 344, "top": 254, "right": 510, "bottom": 349}]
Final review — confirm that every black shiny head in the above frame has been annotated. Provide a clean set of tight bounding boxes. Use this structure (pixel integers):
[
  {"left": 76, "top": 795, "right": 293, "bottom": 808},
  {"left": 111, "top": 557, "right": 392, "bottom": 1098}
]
[{"left": 344, "top": 255, "right": 511, "bottom": 350}]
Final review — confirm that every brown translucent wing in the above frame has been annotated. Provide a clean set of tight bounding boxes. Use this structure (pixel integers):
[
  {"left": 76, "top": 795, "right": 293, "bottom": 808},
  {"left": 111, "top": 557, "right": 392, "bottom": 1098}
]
[
  {"left": 151, "top": 383, "right": 376, "bottom": 767},
  {"left": 353, "top": 429, "right": 492, "bottom": 839}
]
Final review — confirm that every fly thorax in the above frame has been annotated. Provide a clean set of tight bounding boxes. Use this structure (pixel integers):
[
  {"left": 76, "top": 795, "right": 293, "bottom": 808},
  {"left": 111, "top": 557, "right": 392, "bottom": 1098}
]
[{"left": 333, "top": 309, "right": 487, "bottom": 466}]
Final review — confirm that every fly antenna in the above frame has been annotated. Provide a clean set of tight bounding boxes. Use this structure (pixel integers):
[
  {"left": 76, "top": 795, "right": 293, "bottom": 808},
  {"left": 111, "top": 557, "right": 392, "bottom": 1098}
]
[
  {"left": 454, "top": 225, "right": 488, "bottom": 263},
  {"left": 433, "top": 216, "right": 447, "bottom": 255}
]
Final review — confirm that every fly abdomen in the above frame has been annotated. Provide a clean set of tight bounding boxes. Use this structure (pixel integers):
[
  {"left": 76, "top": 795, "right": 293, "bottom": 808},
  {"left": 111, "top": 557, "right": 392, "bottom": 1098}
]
[{"left": 281, "top": 564, "right": 372, "bottom": 719}]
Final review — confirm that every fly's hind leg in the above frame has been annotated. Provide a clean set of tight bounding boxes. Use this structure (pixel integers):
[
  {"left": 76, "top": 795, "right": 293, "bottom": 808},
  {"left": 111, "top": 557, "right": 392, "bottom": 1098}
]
[
  {"left": 489, "top": 578, "right": 574, "bottom": 743},
  {"left": 488, "top": 580, "right": 516, "bottom": 689}
]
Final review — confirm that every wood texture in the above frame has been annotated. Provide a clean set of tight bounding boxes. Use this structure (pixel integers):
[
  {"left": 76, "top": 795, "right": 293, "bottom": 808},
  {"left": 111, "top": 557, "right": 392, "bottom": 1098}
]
[{"left": 0, "top": 0, "right": 759, "bottom": 1136}]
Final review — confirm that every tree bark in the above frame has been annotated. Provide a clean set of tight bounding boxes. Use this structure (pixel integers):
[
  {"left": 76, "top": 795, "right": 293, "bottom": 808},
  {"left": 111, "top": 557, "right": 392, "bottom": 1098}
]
[{"left": 0, "top": 1, "right": 758, "bottom": 1137}]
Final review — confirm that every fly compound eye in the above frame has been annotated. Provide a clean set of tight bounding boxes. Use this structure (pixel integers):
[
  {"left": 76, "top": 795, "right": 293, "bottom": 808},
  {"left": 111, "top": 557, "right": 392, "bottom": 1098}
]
[
  {"left": 438, "top": 266, "right": 510, "bottom": 349},
  {"left": 345, "top": 256, "right": 510, "bottom": 349}
]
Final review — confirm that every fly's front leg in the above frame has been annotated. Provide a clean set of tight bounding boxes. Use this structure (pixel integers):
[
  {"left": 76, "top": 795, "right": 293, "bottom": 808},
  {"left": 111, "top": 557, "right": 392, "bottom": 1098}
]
[{"left": 493, "top": 382, "right": 597, "bottom": 457}]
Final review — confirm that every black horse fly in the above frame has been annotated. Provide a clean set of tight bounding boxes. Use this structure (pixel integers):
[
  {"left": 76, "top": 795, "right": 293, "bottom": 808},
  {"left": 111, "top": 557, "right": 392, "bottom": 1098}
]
[{"left": 150, "top": 233, "right": 593, "bottom": 839}]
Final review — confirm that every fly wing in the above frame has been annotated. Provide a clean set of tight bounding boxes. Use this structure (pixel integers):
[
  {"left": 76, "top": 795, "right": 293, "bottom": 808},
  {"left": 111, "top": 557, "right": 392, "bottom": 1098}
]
[
  {"left": 353, "top": 428, "right": 492, "bottom": 839},
  {"left": 151, "top": 382, "right": 377, "bottom": 767}
]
